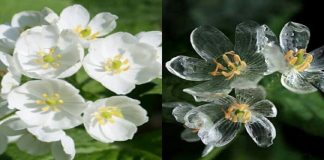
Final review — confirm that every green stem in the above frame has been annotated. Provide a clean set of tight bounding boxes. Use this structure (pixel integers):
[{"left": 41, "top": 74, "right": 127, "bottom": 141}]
[{"left": 0, "top": 110, "right": 16, "bottom": 122}]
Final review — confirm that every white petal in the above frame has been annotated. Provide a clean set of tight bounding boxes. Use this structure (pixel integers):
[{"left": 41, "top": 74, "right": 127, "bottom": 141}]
[
  {"left": 281, "top": 70, "right": 316, "bottom": 94},
  {"left": 17, "top": 134, "right": 51, "bottom": 155},
  {"left": 136, "top": 31, "right": 162, "bottom": 47},
  {"left": 88, "top": 12, "right": 118, "bottom": 37},
  {"left": 100, "top": 117, "right": 137, "bottom": 141},
  {"left": 58, "top": 4, "right": 90, "bottom": 30},
  {"left": 0, "top": 132, "right": 8, "bottom": 154},
  {"left": 51, "top": 135, "right": 75, "bottom": 160},
  {"left": 27, "top": 127, "right": 66, "bottom": 142},
  {"left": 245, "top": 115, "right": 276, "bottom": 147},
  {"left": 1, "top": 72, "right": 21, "bottom": 98},
  {"left": 0, "top": 24, "right": 19, "bottom": 52},
  {"left": 42, "top": 7, "right": 59, "bottom": 24},
  {"left": 11, "top": 11, "right": 43, "bottom": 30},
  {"left": 279, "top": 22, "right": 310, "bottom": 52}
]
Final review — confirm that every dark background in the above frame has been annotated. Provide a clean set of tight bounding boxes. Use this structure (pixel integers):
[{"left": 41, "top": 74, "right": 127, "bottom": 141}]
[{"left": 163, "top": 0, "right": 324, "bottom": 160}]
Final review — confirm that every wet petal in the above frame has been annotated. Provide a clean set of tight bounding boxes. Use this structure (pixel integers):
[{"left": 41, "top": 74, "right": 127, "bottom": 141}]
[
  {"left": 180, "top": 128, "right": 200, "bottom": 142},
  {"left": 234, "top": 87, "right": 266, "bottom": 105},
  {"left": 279, "top": 22, "right": 310, "bottom": 52},
  {"left": 281, "top": 70, "right": 316, "bottom": 94},
  {"left": 245, "top": 115, "right": 276, "bottom": 147},
  {"left": 250, "top": 100, "right": 277, "bottom": 117},
  {"left": 166, "top": 56, "right": 214, "bottom": 81},
  {"left": 234, "top": 21, "right": 260, "bottom": 55},
  {"left": 191, "top": 25, "right": 233, "bottom": 61},
  {"left": 202, "top": 145, "right": 214, "bottom": 157},
  {"left": 308, "top": 45, "right": 324, "bottom": 71},
  {"left": 302, "top": 71, "right": 324, "bottom": 93},
  {"left": 169, "top": 102, "right": 195, "bottom": 123},
  {"left": 204, "top": 118, "right": 241, "bottom": 147},
  {"left": 183, "top": 77, "right": 232, "bottom": 102}
]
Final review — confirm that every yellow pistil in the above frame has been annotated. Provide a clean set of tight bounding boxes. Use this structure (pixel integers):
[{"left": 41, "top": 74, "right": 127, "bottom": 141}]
[
  {"left": 104, "top": 54, "right": 130, "bottom": 75},
  {"left": 210, "top": 51, "right": 247, "bottom": 80},
  {"left": 74, "top": 26, "right": 99, "bottom": 40},
  {"left": 35, "top": 93, "right": 64, "bottom": 112},
  {"left": 224, "top": 103, "right": 251, "bottom": 123},
  {"left": 284, "top": 49, "right": 313, "bottom": 72},
  {"left": 34, "top": 48, "right": 62, "bottom": 69},
  {"left": 93, "top": 106, "right": 124, "bottom": 125}
]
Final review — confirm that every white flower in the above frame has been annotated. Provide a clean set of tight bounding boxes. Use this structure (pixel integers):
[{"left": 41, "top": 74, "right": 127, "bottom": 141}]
[
  {"left": 136, "top": 31, "right": 162, "bottom": 78},
  {"left": 83, "top": 96, "right": 148, "bottom": 143},
  {"left": 7, "top": 79, "right": 86, "bottom": 130},
  {"left": 0, "top": 24, "right": 19, "bottom": 53},
  {"left": 83, "top": 32, "right": 160, "bottom": 94},
  {"left": 56, "top": 4, "right": 118, "bottom": 47},
  {"left": 14, "top": 25, "right": 84, "bottom": 79}
]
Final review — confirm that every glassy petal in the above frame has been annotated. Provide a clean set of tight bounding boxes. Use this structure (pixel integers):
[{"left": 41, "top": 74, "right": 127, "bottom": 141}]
[
  {"left": 234, "top": 87, "right": 266, "bottom": 105},
  {"left": 302, "top": 71, "right": 324, "bottom": 93},
  {"left": 191, "top": 25, "right": 233, "bottom": 61},
  {"left": 308, "top": 45, "right": 324, "bottom": 71},
  {"left": 169, "top": 102, "right": 195, "bottom": 123},
  {"left": 279, "top": 22, "right": 310, "bottom": 52},
  {"left": 202, "top": 145, "right": 214, "bottom": 157},
  {"left": 250, "top": 100, "right": 277, "bottom": 117},
  {"left": 180, "top": 128, "right": 200, "bottom": 142},
  {"left": 234, "top": 21, "right": 260, "bottom": 55},
  {"left": 245, "top": 115, "right": 276, "bottom": 147},
  {"left": 166, "top": 56, "right": 214, "bottom": 81},
  {"left": 88, "top": 12, "right": 118, "bottom": 37},
  {"left": 281, "top": 70, "right": 316, "bottom": 94}
]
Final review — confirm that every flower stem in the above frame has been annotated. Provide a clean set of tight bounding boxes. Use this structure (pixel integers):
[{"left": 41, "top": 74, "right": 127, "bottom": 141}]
[{"left": 0, "top": 110, "right": 16, "bottom": 122}]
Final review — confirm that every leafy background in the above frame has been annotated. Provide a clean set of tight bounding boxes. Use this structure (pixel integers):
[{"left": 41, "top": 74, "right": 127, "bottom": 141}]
[
  {"left": 0, "top": 0, "right": 162, "bottom": 159},
  {"left": 163, "top": 0, "right": 324, "bottom": 160}
]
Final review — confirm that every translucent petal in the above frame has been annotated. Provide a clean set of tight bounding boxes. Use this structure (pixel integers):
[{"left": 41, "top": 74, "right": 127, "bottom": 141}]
[
  {"left": 234, "top": 21, "right": 260, "bottom": 55},
  {"left": 205, "top": 118, "right": 241, "bottom": 147},
  {"left": 169, "top": 102, "right": 195, "bottom": 123},
  {"left": 202, "top": 145, "right": 214, "bottom": 157},
  {"left": 166, "top": 56, "right": 214, "bottom": 81},
  {"left": 234, "top": 86, "right": 266, "bottom": 105},
  {"left": 302, "top": 71, "right": 324, "bottom": 93},
  {"left": 183, "top": 77, "right": 232, "bottom": 102},
  {"left": 281, "top": 70, "right": 316, "bottom": 94},
  {"left": 256, "top": 24, "right": 279, "bottom": 52},
  {"left": 17, "top": 134, "right": 51, "bottom": 155},
  {"left": 308, "top": 45, "right": 324, "bottom": 71},
  {"left": 190, "top": 25, "right": 234, "bottom": 61},
  {"left": 279, "top": 22, "right": 310, "bottom": 52},
  {"left": 180, "top": 128, "right": 200, "bottom": 142},
  {"left": 250, "top": 100, "right": 277, "bottom": 117},
  {"left": 245, "top": 115, "right": 276, "bottom": 147},
  {"left": 183, "top": 104, "right": 219, "bottom": 130}
]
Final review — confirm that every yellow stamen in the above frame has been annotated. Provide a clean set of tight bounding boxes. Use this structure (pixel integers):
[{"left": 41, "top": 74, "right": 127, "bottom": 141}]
[
  {"left": 92, "top": 106, "right": 124, "bottom": 125},
  {"left": 224, "top": 103, "right": 251, "bottom": 123},
  {"left": 74, "top": 26, "right": 99, "bottom": 40},
  {"left": 284, "top": 49, "right": 313, "bottom": 72},
  {"left": 34, "top": 48, "right": 62, "bottom": 69},
  {"left": 104, "top": 54, "right": 130, "bottom": 75},
  {"left": 210, "top": 51, "right": 247, "bottom": 80},
  {"left": 35, "top": 93, "right": 64, "bottom": 112}
]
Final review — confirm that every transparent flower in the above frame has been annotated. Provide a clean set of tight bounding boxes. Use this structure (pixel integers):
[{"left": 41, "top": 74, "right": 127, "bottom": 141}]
[
  {"left": 56, "top": 4, "right": 118, "bottom": 47},
  {"left": 14, "top": 25, "right": 84, "bottom": 79},
  {"left": 0, "top": 7, "right": 56, "bottom": 53},
  {"left": 83, "top": 96, "right": 148, "bottom": 143},
  {"left": 7, "top": 79, "right": 87, "bottom": 130},
  {"left": 136, "top": 31, "right": 162, "bottom": 78},
  {"left": 258, "top": 21, "right": 324, "bottom": 93},
  {"left": 83, "top": 32, "right": 160, "bottom": 94},
  {"left": 166, "top": 21, "right": 268, "bottom": 101}
]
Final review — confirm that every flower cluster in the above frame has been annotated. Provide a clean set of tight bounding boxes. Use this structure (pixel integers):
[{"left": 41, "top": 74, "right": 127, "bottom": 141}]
[
  {"left": 0, "top": 4, "right": 161, "bottom": 159},
  {"left": 165, "top": 21, "right": 323, "bottom": 156}
]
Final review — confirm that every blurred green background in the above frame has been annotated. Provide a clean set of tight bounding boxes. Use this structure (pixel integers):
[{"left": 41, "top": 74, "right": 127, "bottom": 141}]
[
  {"left": 0, "top": 0, "right": 162, "bottom": 159},
  {"left": 163, "top": 0, "right": 324, "bottom": 160}
]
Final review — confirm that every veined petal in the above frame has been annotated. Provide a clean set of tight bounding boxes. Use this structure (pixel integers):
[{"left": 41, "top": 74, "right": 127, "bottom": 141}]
[
  {"left": 166, "top": 56, "right": 214, "bottom": 81},
  {"left": 308, "top": 45, "right": 324, "bottom": 71},
  {"left": 191, "top": 25, "right": 234, "bottom": 61},
  {"left": 58, "top": 4, "right": 90, "bottom": 30},
  {"left": 88, "top": 12, "right": 118, "bottom": 37},
  {"left": 302, "top": 71, "right": 324, "bottom": 93},
  {"left": 245, "top": 115, "right": 276, "bottom": 147},
  {"left": 180, "top": 128, "right": 200, "bottom": 142},
  {"left": 136, "top": 31, "right": 162, "bottom": 47},
  {"left": 234, "top": 21, "right": 260, "bottom": 55},
  {"left": 170, "top": 102, "right": 195, "bottom": 123},
  {"left": 279, "top": 22, "right": 310, "bottom": 52},
  {"left": 281, "top": 70, "right": 316, "bottom": 94},
  {"left": 250, "top": 100, "right": 277, "bottom": 117},
  {"left": 234, "top": 87, "right": 266, "bottom": 105}
]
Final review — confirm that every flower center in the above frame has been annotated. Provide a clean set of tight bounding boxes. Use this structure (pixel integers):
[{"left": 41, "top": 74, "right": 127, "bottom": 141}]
[
  {"left": 93, "top": 106, "right": 124, "bottom": 125},
  {"left": 34, "top": 48, "right": 62, "bottom": 69},
  {"left": 35, "top": 93, "right": 64, "bottom": 112},
  {"left": 104, "top": 54, "right": 130, "bottom": 75},
  {"left": 74, "top": 26, "right": 99, "bottom": 40},
  {"left": 224, "top": 103, "right": 251, "bottom": 123},
  {"left": 284, "top": 49, "right": 313, "bottom": 72},
  {"left": 210, "top": 51, "right": 247, "bottom": 80}
]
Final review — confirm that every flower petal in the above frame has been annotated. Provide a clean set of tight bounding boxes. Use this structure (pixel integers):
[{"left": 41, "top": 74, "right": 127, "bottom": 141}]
[
  {"left": 202, "top": 145, "right": 214, "bottom": 157},
  {"left": 136, "top": 31, "right": 162, "bottom": 47},
  {"left": 250, "top": 100, "right": 277, "bottom": 117},
  {"left": 308, "top": 45, "right": 324, "bottom": 71},
  {"left": 279, "top": 22, "right": 310, "bottom": 52},
  {"left": 100, "top": 117, "right": 137, "bottom": 142},
  {"left": 166, "top": 56, "right": 214, "bottom": 81},
  {"left": 180, "top": 128, "right": 200, "bottom": 142},
  {"left": 11, "top": 11, "right": 43, "bottom": 29},
  {"left": 191, "top": 25, "right": 234, "bottom": 61},
  {"left": 58, "top": 4, "right": 90, "bottom": 30},
  {"left": 245, "top": 115, "right": 276, "bottom": 147},
  {"left": 88, "top": 12, "right": 118, "bottom": 37},
  {"left": 234, "top": 21, "right": 260, "bottom": 55},
  {"left": 302, "top": 71, "right": 324, "bottom": 93},
  {"left": 281, "top": 70, "right": 316, "bottom": 94},
  {"left": 51, "top": 135, "right": 75, "bottom": 160},
  {"left": 17, "top": 134, "right": 51, "bottom": 155},
  {"left": 27, "top": 127, "right": 66, "bottom": 142},
  {"left": 0, "top": 132, "right": 8, "bottom": 154},
  {"left": 234, "top": 87, "right": 266, "bottom": 105},
  {"left": 170, "top": 102, "right": 195, "bottom": 123}
]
